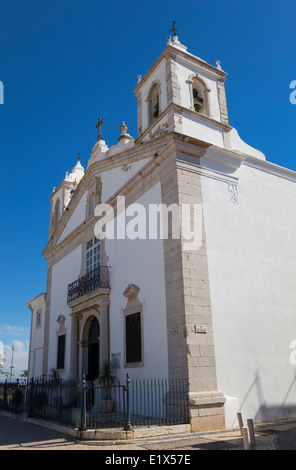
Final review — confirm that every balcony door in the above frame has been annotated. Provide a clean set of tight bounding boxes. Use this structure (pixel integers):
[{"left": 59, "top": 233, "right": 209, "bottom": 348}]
[
  {"left": 88, "top": 317, "right": 100, "bottom": 381},
  {"left": 86, "top": 236, "right": 101, "bottom": 273}
]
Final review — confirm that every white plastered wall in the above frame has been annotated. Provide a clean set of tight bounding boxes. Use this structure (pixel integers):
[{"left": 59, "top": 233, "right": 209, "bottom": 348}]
[
  {"left": 59, "top": 193, "right": 88, "bottom": 243},
  {"left": 29, "top": 304, "right": 45, "bottom": 378},
  {"left": 105, "top": 182, "right": 169, "bottom": 381},
  {"left": 100, "top": 157, "right": 152, "bottom": 203},
  {"left": 182, "top": 115, "right": 224, "bottom": 147},
  {"left": 48, "top": 245, "right": 82, "bottom": 378},
  {"left": 201, "top": 161, "right": 296, "bottom": 426}
]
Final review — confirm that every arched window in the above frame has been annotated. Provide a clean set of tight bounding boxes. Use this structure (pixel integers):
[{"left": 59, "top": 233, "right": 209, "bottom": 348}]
[
  {"left": 148, "top": 82, "right": 161, "bottom": 124},
  {"left": 189, "top": 75, "right": 211, "bottom": 117}
]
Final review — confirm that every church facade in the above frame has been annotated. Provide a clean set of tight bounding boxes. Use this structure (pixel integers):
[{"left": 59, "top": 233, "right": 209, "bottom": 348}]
[{"left": 26, "top": 34, "right": 296, "bottom": 431}]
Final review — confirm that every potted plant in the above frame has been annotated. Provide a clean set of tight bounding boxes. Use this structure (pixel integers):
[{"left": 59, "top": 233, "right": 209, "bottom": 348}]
[
  {"left": 98, "top": 360, "right": 115, "bottom": 413},
  {"left": 49, "top": 367, "right": 62, "bottom": 385}
]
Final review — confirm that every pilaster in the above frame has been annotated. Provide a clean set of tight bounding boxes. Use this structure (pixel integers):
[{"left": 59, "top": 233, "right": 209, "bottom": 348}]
[
  {"left": 69, "top": 314, "right": 79, "bottom": 381},
  {"left": 166, "top": 55, "right": 182, "bottom": 107},
  {"left": 160, "top": 145, "right": 226, "bottom": 432},
  {"left": 43, "top": 258, "right": 53, "bottom": 376},
  {"left": 217, "top": 79, "right": 229, "bottom": 125},
  {"left": 137, "top": 92, "right": 142, "bottom": 136},
  {"left": 99, "top": 296, "right": 110, "bottom": 366}
]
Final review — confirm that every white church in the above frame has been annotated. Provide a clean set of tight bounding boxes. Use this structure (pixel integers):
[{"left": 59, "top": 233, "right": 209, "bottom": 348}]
[{"left": 26, "top": 32, "right": 296, "bottom": 432}]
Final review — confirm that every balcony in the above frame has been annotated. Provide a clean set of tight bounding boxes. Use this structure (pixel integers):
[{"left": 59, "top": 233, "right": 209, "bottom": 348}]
[{"left": 67, "top": 266, "right": 110, "bottom": 303}]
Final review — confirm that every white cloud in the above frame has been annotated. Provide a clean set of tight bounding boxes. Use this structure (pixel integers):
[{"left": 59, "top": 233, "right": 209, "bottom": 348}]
[
  {"left": 2, "top": 341, "right": 29, "bottom": 379},
  {"left": 0, "top": 325, "right": 30, "bottom": 379},
  {"left": 0, "top": 324, "right": 30, "bottom": 339}
]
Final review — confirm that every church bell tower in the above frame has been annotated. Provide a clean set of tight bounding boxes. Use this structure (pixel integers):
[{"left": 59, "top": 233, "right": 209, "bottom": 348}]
[{"left": 134, "top": 28, "right": 230, "bottom": 150}]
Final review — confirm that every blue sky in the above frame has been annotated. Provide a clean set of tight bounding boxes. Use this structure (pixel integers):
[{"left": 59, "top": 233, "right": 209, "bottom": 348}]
[{"left": 0, "top": 0, "right": 295, "bottom": 377}]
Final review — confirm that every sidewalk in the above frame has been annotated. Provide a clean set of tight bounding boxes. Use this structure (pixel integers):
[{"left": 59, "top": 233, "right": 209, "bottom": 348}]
[
  {"left": 1, "top": 410, "right": 296, "bottom": 450},
  {"left": 84, "top": 417, "right": 296, "bottom": 450}
]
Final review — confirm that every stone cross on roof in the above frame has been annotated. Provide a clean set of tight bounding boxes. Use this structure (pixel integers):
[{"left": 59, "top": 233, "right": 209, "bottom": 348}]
[
  {"left": 169, "top": 21, "right": 178, "bottom": 37},
  {"left": 95, "top": 117, "right": 104, "bottom": 141}
]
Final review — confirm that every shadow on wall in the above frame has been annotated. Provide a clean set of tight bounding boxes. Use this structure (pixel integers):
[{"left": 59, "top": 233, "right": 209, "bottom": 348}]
[{"left": 228, "top": 370, "right": 296, "bottom": 427}]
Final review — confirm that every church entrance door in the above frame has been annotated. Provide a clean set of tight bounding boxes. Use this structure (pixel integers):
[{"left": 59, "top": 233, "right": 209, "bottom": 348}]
[{"left": 88, "top": 318, "right": 100, "bottom": 381}]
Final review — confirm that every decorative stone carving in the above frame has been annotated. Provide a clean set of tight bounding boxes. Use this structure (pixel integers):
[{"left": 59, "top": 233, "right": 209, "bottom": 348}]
[
  {"left": 227, "top": 182, "right": 239, "bottom": 204},
  {"left": 56, "top": 315, "right": 66, "bottom": 334},
  {"left": 118, "top": 122, "right": 133, "bottom": 143},
  {"left": 123, "top": 284, "right": 141, "bottom": 309},
  {"left": 57, "top": 314, "right": 65, "bottom": 324},
  {"left": 148, "top": 121, "right": 169, "bottom": 140},
  {"left": 121, "top": 163, "right": 132, "bottom": 172}
]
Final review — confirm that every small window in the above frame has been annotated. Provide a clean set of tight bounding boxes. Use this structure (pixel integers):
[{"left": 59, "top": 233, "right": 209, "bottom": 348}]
[
  {"left": 36, "top": 310, "right": 42, "bottom": 329},
  {"left": 86, "top": 236, "right": 100, "bottom": 273},
  {"left": 57, "top": 335, "right": 65, "bottom": 370},
  {"left": 126, "top": 312, "right": 142, "bottom": 364}
]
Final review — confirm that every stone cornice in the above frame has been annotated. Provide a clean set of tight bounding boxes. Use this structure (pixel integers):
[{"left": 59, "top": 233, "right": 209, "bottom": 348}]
[
  {"left": 50, "top": 179, "right": 75, "bottom": 200},
  {"left": 243, "top": 155, "right": 296, "bottom": 183},
  {"left": 202, "top": 146, "right": 246, "bottom": 171},
  {"left": 169, "top": 49, "right": 227, "bottom": 81},
  {"left": 42, "top": 133, "right": 209, "bottom": 260},
  {"left": 68, "top": 288, "right": 111, "bottom": 314},
  {"left": 42, "top": 136, "right": 175, "bottom": 260},
  {"left": 133, "top": 45, "right": 227, "bottom": 96},
  {"left": 26, "top": 293, "right": 46, "bottom": 311},
  {"left": 135, "top": 102, "right": 232, "bottom": 145},
  {"left": 177, "top": 104, "right": 232, "bottom": 132},
  {"left": 202, "top": 145, "right": 296, "bottom": 183},
  {"left": 177, "top": 158, "right": 239, "bottom": 188}
]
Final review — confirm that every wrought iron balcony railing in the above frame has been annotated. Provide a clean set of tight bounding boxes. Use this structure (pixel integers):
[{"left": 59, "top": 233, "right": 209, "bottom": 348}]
[{"left": 67, "top": 266, "right": 110, "bottom": 303}]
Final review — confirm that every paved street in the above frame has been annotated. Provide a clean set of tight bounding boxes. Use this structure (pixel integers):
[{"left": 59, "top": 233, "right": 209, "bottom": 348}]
[
  {"left": 0, "top": 415, "right": 240, "bottom": 451},
  {"left": 1, "top": 413, "right": 296, "bottom": 451}
]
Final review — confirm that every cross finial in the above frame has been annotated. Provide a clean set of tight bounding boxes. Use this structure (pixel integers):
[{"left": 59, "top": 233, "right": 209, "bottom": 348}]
[
  {"left": 95, "top": 117, "right": 104, "bottom": 141},
  {"left": 77, "top": 152, "right": 80, "bottom": 161},
  {"left": 169, "top": 21, "right": 178, "bottom": 37}
]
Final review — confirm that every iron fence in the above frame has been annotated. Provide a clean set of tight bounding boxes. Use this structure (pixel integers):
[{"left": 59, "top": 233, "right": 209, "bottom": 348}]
[
  {"left": 128, "top": 376, "right": 189, "bottom": 427},
  {"left": 26, "top": 376, "right": 77, "bottom": 426},
  {"left": 76, "top": 379, "right": 126, "bottom": 430},
  {"left": 0, "top": 375, "right": 190, "bottom": 431},
  {"left": 0, "top": 379, "right": 27, "bottom": 413},
  {"left": 77, "top": 374, "right": 189, "bottom": 431}
]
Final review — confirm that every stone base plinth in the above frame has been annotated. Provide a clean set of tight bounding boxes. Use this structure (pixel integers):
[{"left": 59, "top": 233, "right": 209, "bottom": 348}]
[{"left": 188, "top": 390, "right": 226, "bottom": 432}]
